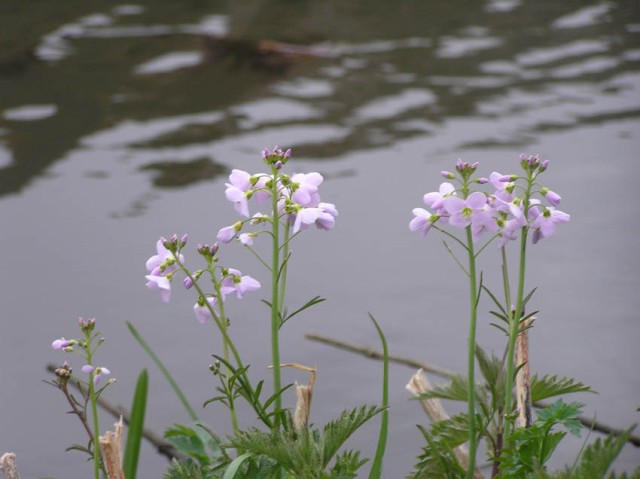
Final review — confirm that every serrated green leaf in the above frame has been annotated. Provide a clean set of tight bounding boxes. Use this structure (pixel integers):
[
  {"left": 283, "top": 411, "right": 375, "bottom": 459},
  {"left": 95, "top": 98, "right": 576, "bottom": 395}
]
[
  {"left": 415, "top": 374, "right": 468, "bottom": 402},
  {"left": 530, "top": 374, "right": 594, "bottom": 402}
]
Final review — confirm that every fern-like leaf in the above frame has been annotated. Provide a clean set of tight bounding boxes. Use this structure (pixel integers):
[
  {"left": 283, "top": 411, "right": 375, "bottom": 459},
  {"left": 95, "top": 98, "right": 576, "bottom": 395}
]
[
  {"left": 530, "top": 374, "right": 593, "bottom": 402},
  {"left": 569, "top": 428, "right": 635, "bottom": 479}
]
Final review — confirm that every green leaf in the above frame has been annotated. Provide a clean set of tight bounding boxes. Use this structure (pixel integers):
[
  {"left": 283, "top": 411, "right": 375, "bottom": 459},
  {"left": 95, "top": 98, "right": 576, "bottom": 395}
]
[
  {"left": 223, "top": 453, "right": 254, "bottom": 479},
  {"left": 411, "top": 424, "right": 466, "bottom": 479},
  {"left": 530, "top": 374, "right": 594, "bottom": 402},
  {"left": 569, "top": 428, "right": 635, "bottom": 478},
  {"left": 522, "top": 287, "right": 538, "bottom": 307},
  {"left": 165, "top": 424, "right": 212, "bottom": 465},
  {"left": 282, "top": 296, "right": 326, "bottom": 325},
  {"left": 127, "top": 321, "right": 198, "bottom": 421},
  {"left": 415, "top": 374, "right": 468, "bottom": 403},
  {"left": 536, "top": 399, "right": 583, "bottom": 437},
  {"left": 123, "top": 369, "right": 148, "bottom": 479},
  {"left": 227, "top": 405, "right": 383, "bottom": 476},
  {"left": 368, "top": 314, "right": 389, "bottom": 479}
]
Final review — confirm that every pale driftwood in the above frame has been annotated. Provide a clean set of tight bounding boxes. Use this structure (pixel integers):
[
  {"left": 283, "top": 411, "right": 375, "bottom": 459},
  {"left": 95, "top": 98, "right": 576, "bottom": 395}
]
[
  {"left": 306, "top": 333, "right": 640, "bottom": 447},
  {"left": 99, "top": 417, "right": 125, "bottom": 479},
  {"left": 272, "top": 363, "right": 316, "bottom": 430},
  {"left": 407, "top": 370, "right": 484, "bottom": 479},
  {"left": 46, "top": 364, "right": 184, "bottom": 461},
  {"left": 305, "top": 333, "right": 456, "bottom": 379},
  {"left": 0, "top": 453, "right": 20, "bottom": 479},
  {"left": 515, "top": 319, "right": 533, "bottom": 428}
]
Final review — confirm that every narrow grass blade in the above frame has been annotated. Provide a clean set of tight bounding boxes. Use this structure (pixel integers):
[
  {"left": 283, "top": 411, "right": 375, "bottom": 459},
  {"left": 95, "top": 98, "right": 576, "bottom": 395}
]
[
  {"left": 368, "top": 313, "right": 389, "bottom": 479},
  {"left": 127, "top": 321, "right": 199, "bottom": 421},
  {"left": 123, "top": 369, "right": 148, "bottom": 479}
]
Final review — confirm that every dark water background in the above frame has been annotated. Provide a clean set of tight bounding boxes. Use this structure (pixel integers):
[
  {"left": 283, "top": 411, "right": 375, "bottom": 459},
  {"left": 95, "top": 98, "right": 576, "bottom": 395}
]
[{"left": 1, "top": 1, "right": 639, "bottom": 477}]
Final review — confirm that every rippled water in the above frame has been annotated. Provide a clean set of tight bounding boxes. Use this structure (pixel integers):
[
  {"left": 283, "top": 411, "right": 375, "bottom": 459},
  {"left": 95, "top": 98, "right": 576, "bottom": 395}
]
[{"left": 1, "top": 1, "right": 639, "bottom": 477}]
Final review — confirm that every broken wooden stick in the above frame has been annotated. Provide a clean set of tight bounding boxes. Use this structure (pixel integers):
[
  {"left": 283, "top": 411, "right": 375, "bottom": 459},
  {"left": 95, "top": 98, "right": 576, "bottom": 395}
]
[
  {"left": 0, "top": 453, "right": 20, "bottom": 479},
  {"left": 515, "top": 318, "right": 533, "bottom": 428},
  {"left": 99, "top": 417, "right": 125, "bottom": 479}
]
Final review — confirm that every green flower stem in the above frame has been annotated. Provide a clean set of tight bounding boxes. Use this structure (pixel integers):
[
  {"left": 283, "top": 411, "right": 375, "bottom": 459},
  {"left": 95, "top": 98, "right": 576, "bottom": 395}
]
[
  {"left": 85, "top": 347, "right": 101, "bottom": 479},
  {"left": 278, "top": 227, "right": 291, "bottom": 317},
  {"left": 465, "top": 226, "right": 479, "bottom": 479},
  {"left": 215, "top": 281, "right": 239, "bottom": 434},
  {"left": 502, "top": 174, "right": 533, "bottom": 448},
  {"left": 176, "top": 258, "right": 243, "bottom": 433},
  {"left": 502, "top": 229, "right": 528, "bottom": 447},
  {"left": 270, "top": 171, "right": 283, "bottom": 426}
]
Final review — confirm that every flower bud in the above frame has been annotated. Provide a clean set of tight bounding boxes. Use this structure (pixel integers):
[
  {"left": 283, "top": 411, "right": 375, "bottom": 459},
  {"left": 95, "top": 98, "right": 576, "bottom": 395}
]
[
  {"left": 183, "top": 276, "right": 194, "bottom": 289},
  {"left": 55, "top": 361, "right": 72, "bottom": 379},
  {"left": 180, "top": 234, "right": 189, "bottom": 247},
  {"left": 78, "top": 317, "right": 96, "bottom": 333},
  {"left": 540, "top": 159, "right": 549, "bottom": 172},
  {"left": 541, "top": 188, "right": 561, "bottom": 206},
  {"left": 440, "top": 170, "right": 455, "bottom": 179}
]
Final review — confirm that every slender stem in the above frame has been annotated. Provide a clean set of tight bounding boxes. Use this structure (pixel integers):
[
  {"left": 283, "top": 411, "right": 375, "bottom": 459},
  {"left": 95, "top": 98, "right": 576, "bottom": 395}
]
[
  {"left": 86, "top": 348, "right": 101, "bottom": 479},
  {"left": 177, "top": 259, "right": 244, "bottom": 369},
  {"left": 270, "top": 172, "right": 283, "bottom": 425},
  {"left": 176, "top": 258, "right": 244, "bottom": 432},
  {"left": 215, "top": 281, "right": 239, "bottom": 434},
  {"left": 502, "top": 175, "right": 532, "bottom": 447},
  {"left": 465, "top": 226, "right": 479, "bottom": 479},
  {"left": 502, "top": 231, "right": 527, "bottom": 446},
  {"left": 279, "top": 228, "right": 290, "bottom": 319}
]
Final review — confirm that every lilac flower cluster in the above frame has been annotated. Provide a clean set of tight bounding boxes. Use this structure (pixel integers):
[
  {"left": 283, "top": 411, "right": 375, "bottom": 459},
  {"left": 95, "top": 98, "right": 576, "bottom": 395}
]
[
  {"left": 144, "top": 234, "right": 261, "bottom": 324},
  {"left": 410, "top": 155, "right": 569, "bottom": 245},
  {"left": 51, "top": 317, "right": 112, "bottom": 386},
  {"left": 216, "top": 146, "right": 338, "bottom": 244},
  {"left": 145, "top": 148, "right": 338, "bottom": 325}
]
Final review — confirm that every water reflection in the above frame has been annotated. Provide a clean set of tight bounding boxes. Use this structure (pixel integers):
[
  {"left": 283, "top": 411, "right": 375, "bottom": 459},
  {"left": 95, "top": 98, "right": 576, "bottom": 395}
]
[{"left": 1, "top": 0, "right": 638, "bottom": 197}]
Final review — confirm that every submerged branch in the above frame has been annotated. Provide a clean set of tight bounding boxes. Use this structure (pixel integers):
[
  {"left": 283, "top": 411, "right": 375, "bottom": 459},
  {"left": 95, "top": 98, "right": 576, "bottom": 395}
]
[
  {"left": 304, "top": 332, "right": 456, "bottom": 379},
  {"left": 305, "top": 334, "right": 640, "bottom": 447}
]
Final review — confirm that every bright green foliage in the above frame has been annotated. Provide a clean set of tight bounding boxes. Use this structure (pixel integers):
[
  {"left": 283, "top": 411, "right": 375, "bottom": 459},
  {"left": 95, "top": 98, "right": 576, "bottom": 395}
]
[
  {"left": 226, "top": 405, "right": 383, "bottom": 478},
  {"left": 522, "top": 428, "right": 639, "bottom": 479},
  {"left": 164, "top": 459, "right": 217, "bottom": 479},
  {"left": 164, "top": 423, "right": 226, "bottom": 467},
  {"left": 559, "top": 428, "right": 636, "bottom": 479},
  {"left": 495, "top": 400, "right": 583, "bottom": 478},
  {"left": 416, "top": 374, "right": 470, "bottom": 403},
  {"left": 410, "top": 423, "right": 467, "bottom": 479},
  {"left": 204, "top": 355, "right": 292, "bottom": 429}
]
